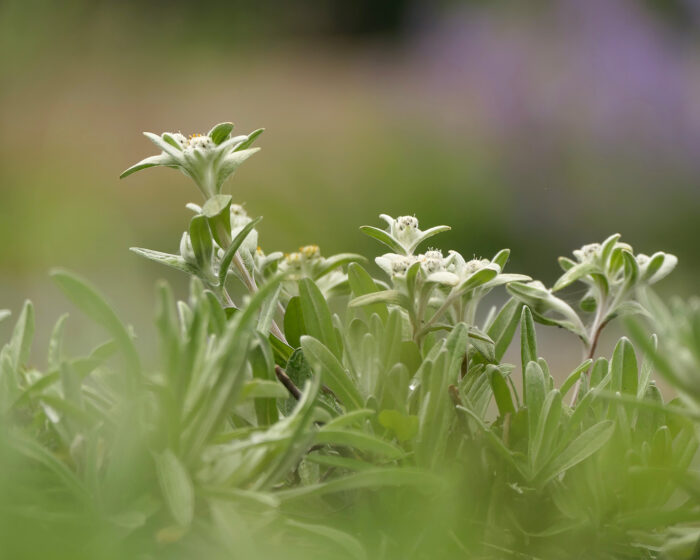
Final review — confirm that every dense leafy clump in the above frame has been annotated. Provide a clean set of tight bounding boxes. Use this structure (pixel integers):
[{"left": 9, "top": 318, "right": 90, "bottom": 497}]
[{"left": 0, "top": 122, "right": 698, "bottom": 560}]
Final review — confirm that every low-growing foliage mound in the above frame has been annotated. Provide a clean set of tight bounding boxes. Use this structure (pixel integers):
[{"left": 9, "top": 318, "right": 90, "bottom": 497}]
[{"left": 1, "top": 122, "right": 698, "bottom": 559}]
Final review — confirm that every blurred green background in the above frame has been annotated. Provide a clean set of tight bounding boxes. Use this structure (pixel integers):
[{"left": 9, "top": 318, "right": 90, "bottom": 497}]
[{"left": 1, "top": 0, "right": 698, "bottom": 363}]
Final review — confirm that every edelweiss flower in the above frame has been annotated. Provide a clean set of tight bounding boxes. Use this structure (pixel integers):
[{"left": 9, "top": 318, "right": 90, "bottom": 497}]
[
  {"left": 634, "top": 252, "right": 678, "bottom": 284},
  {"left": 362, "top": 214, "right": 451, "bottom": 256},
  {"left": 120, "top": 122, "right": 263, "bottom": 199},
  {"left": 278, "top": 245, "right": 328, "bottom": 279},
  {"left": 420, "top": 250, "right": 445, "bottom": 274},
  {"left": 375, "top": 253, "right": 418, "bottom": 277},
  {"left": 572, "top": 243, "right": 601, "bottom": 263},
  {"left": 445, "top": 251, "right": 493, "bottom": 278}
]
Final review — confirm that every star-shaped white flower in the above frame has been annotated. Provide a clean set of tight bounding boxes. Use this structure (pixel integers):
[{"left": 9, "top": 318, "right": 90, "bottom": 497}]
[{"left": 120, "top": 122, "right": 263, "bottom": 199}]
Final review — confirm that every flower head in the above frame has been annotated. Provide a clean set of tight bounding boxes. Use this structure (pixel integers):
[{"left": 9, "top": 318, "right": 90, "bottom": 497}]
[
  {"left": 362, "top": 214, "right": 451, "bottom": 256},
  {"left": 120, "top": 122, "right": 263, "bottom": 199}
]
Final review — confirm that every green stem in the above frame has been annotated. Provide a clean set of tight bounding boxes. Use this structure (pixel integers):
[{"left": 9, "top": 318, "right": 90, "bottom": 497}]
[{"left": 569, "top": 295, "right": 610, "bottom": 406}]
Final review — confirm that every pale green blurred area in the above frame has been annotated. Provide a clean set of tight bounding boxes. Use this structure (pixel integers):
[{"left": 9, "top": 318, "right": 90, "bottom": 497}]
[{"left": 1, "top": 0, "right": 699, "bottom": 362}]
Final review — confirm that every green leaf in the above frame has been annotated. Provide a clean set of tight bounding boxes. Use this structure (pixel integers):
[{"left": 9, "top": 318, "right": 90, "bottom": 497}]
[
  {"left": 541, "top": 421, "right": 614, "bottom": 484},
  {"left": 182, "top": 325, "right": 255, "bottom": 460},
  {"left": 234, "top": 128, "right": 264, "bottom": 151},
  {"left": 408, "top": 225, "right": 451, "bottom": 254},
  {"left": 9, "top": 300, "right": 34, "bottom": 370},
  {"left": 530, "top": 389, "right": 562, "bottom": 473},
  {"left": 621, "top": 250, "right": 639, "bottom": 286},
  {"left": 638, "top": 334, "right": 656, "bottom": 398},
  {"left": 558, "top": 256, "right": 576, "bottom": 272},
  {"left": 600, "top": 233, "right": 621, "bottom": 265},
  {"left": 0, "top": 310, "right": 11, "bottom": 323},
  {"left": 552, "top": 262, "right": 597, "bottom": 292},
  {"left": 216, "top": 148, "right": 260, "bottom": 190},
  {"left": 456, "top": 265, "right": 499, "bottom": 293},
  {"left": 285, "top": 520, "right": 367, "bottom": 560},
  {"left": 249, "top": 338, "right": 279, "bottom": 425},
  {"left": 378, "top": 409, "right": 419, "bottom": 441},
  {"left": 560, "top": 359, "right": 593, "bottom": 398},
  {"left": 489, "top": 365, "right": 515, "bottom": 416},
  {"left": 50, "top": 270, "right": 141, "bottom": 383},
  {"left": 203, "top": 290, "right": 226, "bottom": 335},
  {"left": 7, "top": 433, "right": 88, "bottom": 501},
  {"left": 188, "top": 214, "right": 213, "bottom": 273},
  {"left": 359, "top": 225, "right": 406, "bottom": 255},
  {"left": 278, "top": 468, "right": 439, "bottom": 501},
  {"left": 589, "top": 357, "right": 609, "bottom": 388},
  {"left": 161, "top": 132, "right": 183, "bottom": 150},
  {"left": 349, "top": 290, "right": 409, "bottom": 310},
  {"left": 269, "top": 332, "right": 294, "bottom": 365},
  {"left": 207, "top": 122, "right": 234, "bottom": 144},
  {"left": 469, "top": 327, "right": 496, "bottom": 363},
  {"left": 456, "top": 405, "right": 522, "bottom": 473},
  {"left": 491, "top": 248, "right": 510, "bottom": 269},
  {"left": 625, "top": 316, "right": 696, "bottom": 399},
  {"left": 283, "top": 296, "right": 306, "bottom": 348},
  {"left": 348, "top": 263, "right": 388, "bottom": 321},
  {"left": 154, "top": 449, "right": 195, "bottom": 527},
  {"left": 645, "top": 252, "right": 677, "bottom": 284},
  {"left": 416, "top": 352, "right": 452, "bottom": 468},
  {"left": 607, "top": 300, "right": 650, "bottom": 321},
  {"left": 323, "top": 409, "right": 375, "bottom": 430},
  {"left": 130, "top": 247, "right": 198, "bottom": 275},
  {"left": 143, "top": 131, "right": 183, "bottom": 158},
  {"left": 301, "top": 335, "right": 363, "bottom": 410},
  {"left": 525, "top": 361, "right": 546, "bottom": 437},
  {"left": 241, "top": 379, "right": 288, "bottom": 400},
  {"left": 520, "top": 306, "right": 537, "bottom": 401},
  {"left": 47, "top": 313, "right": 69, "bottom": 370},
  {"left": 486, "top": 298, "right": 523, "bottom": 361},
  {"left": 218, "top": 216, "right": 262, "bottom": 286},
  {"left": 610, "top": 337, "right": 638, "bottom": 395},
  {"left": 313, "top": 253, "right": 366, "bottom": 280},
  {"left": 507, "top": 282, "right": 587, "bottom": 340},
  {"left": 298, "top": 278, "right": 341, "bottom": 358},
  {"left": 202, "top": 194, "right": 232, "bottom": 247},
  {"left": 119, "top": 154, "right": 172, "bottom": 179},
  {"left": 480, "top": 273, "right": 532, "bottom": 290},
  {"left": 315, "top": 429, "right": 404, "bottom": 458},
  {"left": 376, "top": 363, "right": 410, "bottom": 413},
  {"left": 257, "top": 283, "right": 282, "bottom": 336}
]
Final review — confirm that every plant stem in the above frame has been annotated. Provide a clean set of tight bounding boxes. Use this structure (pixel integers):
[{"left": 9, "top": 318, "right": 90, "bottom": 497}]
[
  {"left": 275, "top": 365, "right": 301, "bottom": 400},
  {"left": 415, "top": 292, "right": 460, "bottom": 342},
  {"left": 568, "top": 305, "right": 609, "bottom": 406}
]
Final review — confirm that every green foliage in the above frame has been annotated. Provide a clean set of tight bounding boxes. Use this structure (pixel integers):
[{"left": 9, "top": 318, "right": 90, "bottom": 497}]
[{"left": 0, "top": 121, "right": 696, "bottom": 559}]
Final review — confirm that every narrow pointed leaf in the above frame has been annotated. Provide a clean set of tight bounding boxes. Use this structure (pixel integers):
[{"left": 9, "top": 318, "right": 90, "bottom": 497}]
[
  {"left": 155, "top": 449, "right": 195, "bottom": 527},
  {"left": 301, "top": 335, "right": 363, "bottom": 410},
  {"left": 9, "top": 300, "right": 34, "bottom": 370},
  {"left": 299, "top": 278, "right": 341, "bottom": 358},
  {"left": 130, "top": 248, "right": 198, "bottom": 275},
  {"left": 359, "top": 226, "right": 405, "bottom": 255},
  {"left": 610, "top": 337, "right": 638, "bottom": 395},
  {"left": 218, "top": 216, "right": 262, "bottom": 286},
  {"left": 541, "top": 421, "right": 614, "bottom": 484},
  {"left": 50, "top": 270, "right": 140, "bottom": 382},
  {"left": 408, "top": 225, "right": 451, "bottom": 254},
  {"left": 348, "top": 263, "right": 388, "bottom": 321},
  {"left": 234, "top": 128, "right": 264, "bottom": 151},
  {"left": 207, "top": 122, "right": 234, "bottom": 144},
  {"left": 119, "top": 154, "right": 171, "bottom": 179}
]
